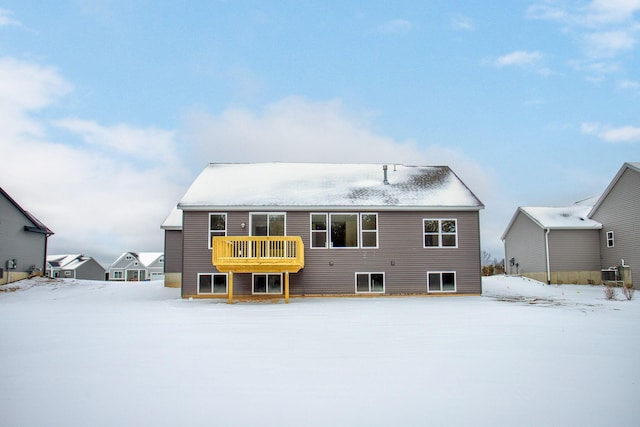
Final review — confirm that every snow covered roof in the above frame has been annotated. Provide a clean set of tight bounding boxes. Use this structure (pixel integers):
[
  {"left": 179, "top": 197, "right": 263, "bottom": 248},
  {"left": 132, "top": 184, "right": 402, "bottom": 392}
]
[
  {"left": 520, "top": 206, "right": 602, "bottom": 229},
  {"left": 160, "top": 206, "right": 182, "bottom": 230},
  {"left": 137, "top": 252, "right": 164, "bottom": 267},
  {"left": 502, "top": 205, "right": 602, "bottom": 240},
  {"left": 47, "top": 255, "right": 103, "bottom": 270},
  {"left": 177, "top": 163, "right": 483, "bottom": 210}
]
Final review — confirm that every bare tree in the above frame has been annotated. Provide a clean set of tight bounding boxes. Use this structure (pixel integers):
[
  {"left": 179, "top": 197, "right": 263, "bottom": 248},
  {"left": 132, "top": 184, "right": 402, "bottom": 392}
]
[{"left": 481, "top": 250, "right": 492, "bottom": 267}]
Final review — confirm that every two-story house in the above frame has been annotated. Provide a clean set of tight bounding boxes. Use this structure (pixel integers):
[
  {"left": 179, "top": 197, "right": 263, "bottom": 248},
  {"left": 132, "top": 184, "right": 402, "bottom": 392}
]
[
  {"left": 108, "top": 252, "right": 164, "bottom": 281},
  {"left": 166, "top": 162, "right": 484, "bottom": 302},
  {"left": 502, "top": 162, "right": 639, "bottom": 287}
]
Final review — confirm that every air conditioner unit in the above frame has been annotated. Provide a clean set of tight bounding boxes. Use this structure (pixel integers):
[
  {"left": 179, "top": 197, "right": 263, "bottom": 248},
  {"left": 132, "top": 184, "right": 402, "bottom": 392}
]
[{"left": 601, "top": 268, "right": 618, "bottom": 282}]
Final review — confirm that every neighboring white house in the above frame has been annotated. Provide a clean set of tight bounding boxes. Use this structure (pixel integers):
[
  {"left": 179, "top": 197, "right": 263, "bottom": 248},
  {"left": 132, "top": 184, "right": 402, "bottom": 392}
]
[
  {"left": 46, "top": 254, "right": 106, "bottom": 281},
  {"left": 108, "top": 252, "right": 164, "bottom": 281}
]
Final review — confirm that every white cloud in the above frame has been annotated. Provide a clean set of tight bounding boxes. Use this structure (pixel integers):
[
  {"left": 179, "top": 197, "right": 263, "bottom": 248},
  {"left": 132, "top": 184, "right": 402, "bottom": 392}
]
[
  {"left": 0, "top": 57, "right": 188, "bottom": 265},
  {"left": 581, "top": 122, "right": 640, "bottom": 143},
  {"left": 584, "top": 29, "right": 637, "bottom": 57},
  {"left": 493, "top": 50, "right": 544, "bottom": 67},
  {"left": 375, "top": 19, "right": 413, "bottom": 35},
  {"left": 0, "top": 8, "right": 21, "bottom": 27},
  {"left": 528, "top": 0, "right": 640, "bottom": 62},
  {"left": 450, "top": 14, "right": 474, "bottom": 31},
  {"left": 618, "top": 79, "right": 640, "bottom": 94}
]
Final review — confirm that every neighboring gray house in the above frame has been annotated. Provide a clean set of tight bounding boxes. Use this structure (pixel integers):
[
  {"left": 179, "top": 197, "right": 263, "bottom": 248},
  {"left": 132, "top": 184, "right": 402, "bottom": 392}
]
[
  {"left": 0, "top": 187, "right": 54, "bottom": 285},
  {"left": 502, "top": 162, "right": 638, "bottom": 287},
  {"left": 46, "top": 254, "right": 106, "bottom": 281},
  {"left": 589, "top": 162, "right": 639, "bottom": 287},
  {"left": 170, "top": 162, "right": 484, "bottom": 302},
  {"left": 108, "top": 252, "right": 164, "bottom": 281},
  {"left": 160, "top": 207, "right": 183, "bottom": 288},
  {"left": 501, "top": 205, "right": 602, "bottom": 284}
]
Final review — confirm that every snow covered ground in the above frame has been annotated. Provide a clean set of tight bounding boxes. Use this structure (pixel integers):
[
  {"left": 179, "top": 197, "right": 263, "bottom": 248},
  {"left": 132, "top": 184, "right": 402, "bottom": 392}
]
[{"left": 1, "top": 276, "right": 638, "bottom": 427}]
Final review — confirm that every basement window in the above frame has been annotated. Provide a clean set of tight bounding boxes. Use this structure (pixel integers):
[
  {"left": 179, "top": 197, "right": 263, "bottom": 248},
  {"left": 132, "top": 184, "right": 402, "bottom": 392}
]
[
  {"left": 198, "top": 273, "right": 228, "bottom": 294},
  {"left": 427, "top": 271, "right": 456, "bottom": 293}
]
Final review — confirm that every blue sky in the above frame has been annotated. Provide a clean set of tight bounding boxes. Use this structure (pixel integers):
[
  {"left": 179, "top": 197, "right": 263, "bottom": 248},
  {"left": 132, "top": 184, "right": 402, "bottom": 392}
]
[{"left": 0, "top": 1, "right": 638, "bottom": 266}]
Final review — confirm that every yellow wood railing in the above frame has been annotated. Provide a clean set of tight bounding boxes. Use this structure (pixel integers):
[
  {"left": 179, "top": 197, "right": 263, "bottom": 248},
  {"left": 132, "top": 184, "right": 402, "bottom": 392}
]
[{"left": 212, "top": 236, "right": 305, "bottom": 273}]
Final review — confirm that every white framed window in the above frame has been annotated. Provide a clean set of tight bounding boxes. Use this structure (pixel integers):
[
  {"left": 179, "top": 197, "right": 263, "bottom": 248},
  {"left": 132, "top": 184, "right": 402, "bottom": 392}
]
[
  {"left": 126, "top": 255, "right": 132, "bottom": 260},
  {"left": 355, "top": 272, "right": 385, "bottom": 293},
  {"left": 251, "top": 213, "right": 285, "bottom": 236},
  {"left": 252, "top": 273, "right": 282, "bottom": 294},
  {"left": 310, "top": 213, "right": 328, "bottom": 248},
  {"left": 197, "top": 273, "right": 228, "bottom": 294},
  {"left": 427, "top": 271, "right": 456, "bottom": 293},
  {"left": 208, "top": 213, "right": 227, "bottom": 249},
  {"left": 423, "top": 219, "right": 458, "bottom": 248},
  {"left": 330, "top": 213, "right": 359, "bottom": 247},
  {"left": 64, "top": 271, "right": 72, "bottom": 277},
  {"left": 606, "top": 231, "right": 615, "bottom": 248},
  {"left": 360, "top": 213, "right": 378, "bottom": 248},
  {"left": 112, "top": 271, "right": 123, "bottom": 279}
]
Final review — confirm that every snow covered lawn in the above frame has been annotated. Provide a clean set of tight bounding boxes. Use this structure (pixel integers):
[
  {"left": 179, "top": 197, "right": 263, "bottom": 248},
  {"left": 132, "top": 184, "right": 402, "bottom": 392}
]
[{"left": 1, "top": 276, "right": 639, "bottom": 426}]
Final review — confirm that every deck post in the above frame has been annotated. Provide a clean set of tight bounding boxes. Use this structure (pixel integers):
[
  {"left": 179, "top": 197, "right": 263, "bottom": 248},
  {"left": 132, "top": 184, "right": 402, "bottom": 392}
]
[
  {"left": 284, "top": 271, "right": 290, "bottom": 304},
  {"left": 228, "top": 271, "right": 234, "bottom": 304}
]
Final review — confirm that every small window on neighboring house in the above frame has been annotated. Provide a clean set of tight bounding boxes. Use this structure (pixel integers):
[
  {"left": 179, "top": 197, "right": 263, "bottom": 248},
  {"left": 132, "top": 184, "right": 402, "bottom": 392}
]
[
  {"left": 209, "top": 213, "right": 228, "bottom": 249},
  {"left": 198, "top": 273, "right": 228, "bottom": 294},
  {"left": 427, "top": 272, "right": 456, "bottom": 293},
  {"left": 126, "top": 255, "right": 132, "bottom": 260},
  {"left": 64, "top": 271, "right": 71, "bottom": 277},
  {"left": 355, "top": 272, "right": 385, "bottom": 293},
  {"left": 607, "top": 231, "right": 615, "bottom": 248},
  {"left": 159, "top": 258, "right": 164, "bottom": 263},
  {"left": 134, "top": 262, "right": 139, "bottom": 266}
]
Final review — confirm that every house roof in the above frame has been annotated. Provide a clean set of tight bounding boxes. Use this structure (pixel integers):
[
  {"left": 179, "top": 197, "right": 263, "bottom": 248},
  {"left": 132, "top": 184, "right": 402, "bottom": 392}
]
[
  {"left": 177, "top": 163, "right": 484, "bottom": 211},
  {"left": 137, "top": 252, "right": 163, "bottom": 267},
  {"left": 501, "top": 205, "right": 602, "bottom": 240},
  {"left": 47, "top": 254, "right": 104, "bottom": 270},
  {"left": 588, "top": 162, "right": 640, "bottom": 217},
  {"left": 160, "top": 206, "right": 182, "bottom": 230},
  {"left": 0, "top": 187, "right": 54, "bottom": 235}
]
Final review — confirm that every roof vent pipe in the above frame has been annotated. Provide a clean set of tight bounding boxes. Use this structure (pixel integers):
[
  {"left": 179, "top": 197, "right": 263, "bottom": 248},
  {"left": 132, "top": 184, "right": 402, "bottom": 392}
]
[{"left": 383, "top": 164, "right": 389, "bottom": 185}]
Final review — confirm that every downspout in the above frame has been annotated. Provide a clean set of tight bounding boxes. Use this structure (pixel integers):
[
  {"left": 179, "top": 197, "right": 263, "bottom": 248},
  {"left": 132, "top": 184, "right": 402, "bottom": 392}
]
[{"left": 544, "top": 228, "right": 551, "bottom": 285}]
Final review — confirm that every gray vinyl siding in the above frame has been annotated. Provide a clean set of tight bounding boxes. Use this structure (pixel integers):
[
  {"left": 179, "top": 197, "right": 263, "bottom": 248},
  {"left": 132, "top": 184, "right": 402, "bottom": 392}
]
[
  {"left": 591, "top": 167, "right": 640, "bottom": 282},
  {"left": 182, "top": 209, "right": 482, "bottom": 297},
  {"left": 503, "top": 212, "right": 546, "bottom": 275},
  {"left": 164, "top": 230, "right": 183, "bottom": 273},
  {"left": 75, "top": 259, "right": 106, "bottom": 280},
  {"left": 0, "top": 193, "right": 48, "bottom": 277},
  {"left": 548, "top": 229, "right": 601, "bottom": 271}
]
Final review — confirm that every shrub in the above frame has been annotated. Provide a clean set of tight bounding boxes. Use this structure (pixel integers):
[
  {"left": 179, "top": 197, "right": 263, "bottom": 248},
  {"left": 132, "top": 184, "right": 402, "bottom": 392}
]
[
  {"left": 603, "top": 284, "right": 617, "bottom": 300},
  {"left": 622, "top": 283, "right": 635, "bottom": 301}
]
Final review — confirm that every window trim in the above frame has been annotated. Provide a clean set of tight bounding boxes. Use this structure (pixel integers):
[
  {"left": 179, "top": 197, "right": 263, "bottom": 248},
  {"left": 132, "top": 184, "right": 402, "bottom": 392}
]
[
  {"left": 423, "top": 218, "right": 458, "bottom": 249},
  {"left": 208, "top": 213, "right": 228, "bottom": 249},
  {"left": 251, "top": 273, "right": 283, "bottom": 295},
  {"left": 197, "top": 273, "right": 228, "bottom": 295},
  {"left": 311, "top": 212, "right": 379, "bottom": 249},
  {"left": 427, "top": 271, "right": 457, "bottom": 293},
  {"left": 360, "top": 213, "right": 379, "bottom": 249},
  {"left": 355, "top": 272, "right": 385, "bottom": 294},
  {"left": 606, "top": 231, "right": 615, "bottom": 248},
  {"left": 310, "top": 213, "right": 329, "bottom": 249},
  {"left": 249, "top": 212, "right": 287, "bottom": 236}
]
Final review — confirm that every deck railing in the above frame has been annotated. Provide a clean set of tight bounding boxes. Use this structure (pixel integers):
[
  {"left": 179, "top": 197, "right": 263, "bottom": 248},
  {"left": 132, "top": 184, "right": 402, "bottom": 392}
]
[{"left": 212, "top": 236, "right": 305, "bottom": 273}]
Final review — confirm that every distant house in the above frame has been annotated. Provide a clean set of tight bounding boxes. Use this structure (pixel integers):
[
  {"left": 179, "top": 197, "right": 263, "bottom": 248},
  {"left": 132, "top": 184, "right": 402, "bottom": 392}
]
[
  {"left": 502, "top": 162, "right": 638, "bottom": 288},
  {"left": 501, "top": 205, "right": 602, "bottom": 284},
  {"left": 0, "top": 187, "right": 54, "bottom": 285},
  {"left": 46, "top": 254, "right": 106, "bottom": 281},
  {"left": 167, "top": 162, "right": 484, "bottom": 303},
  {"left": 108, "top": 252, "right": 164, "bottom": 281},
  {"left": 160, "top": 207, "right": 182, "bottom": 288}
]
